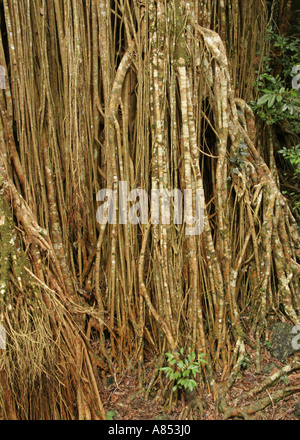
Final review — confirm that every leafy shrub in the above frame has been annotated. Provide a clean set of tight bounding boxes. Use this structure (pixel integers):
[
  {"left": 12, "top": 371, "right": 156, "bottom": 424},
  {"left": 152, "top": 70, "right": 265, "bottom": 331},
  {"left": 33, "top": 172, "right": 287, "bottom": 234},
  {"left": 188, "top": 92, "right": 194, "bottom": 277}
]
[
  {"left": 279, "top": 145, "right": 300, "bottom": 218},
  {"left": 279, "top": 145, "right": 300, "bottom": 174},
  {"left": 249, "top": 28, "right": 300, "bottom": 130},
  {"left": 159, "top": 348, "right": 207, "bottom": 393}
]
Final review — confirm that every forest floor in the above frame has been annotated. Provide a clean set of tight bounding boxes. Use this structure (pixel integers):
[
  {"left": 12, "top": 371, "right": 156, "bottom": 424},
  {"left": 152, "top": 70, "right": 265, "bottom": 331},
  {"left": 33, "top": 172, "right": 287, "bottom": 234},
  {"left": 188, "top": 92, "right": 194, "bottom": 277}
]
[{"left": 98, "top": 344, "right": 300, "bottom": 421}]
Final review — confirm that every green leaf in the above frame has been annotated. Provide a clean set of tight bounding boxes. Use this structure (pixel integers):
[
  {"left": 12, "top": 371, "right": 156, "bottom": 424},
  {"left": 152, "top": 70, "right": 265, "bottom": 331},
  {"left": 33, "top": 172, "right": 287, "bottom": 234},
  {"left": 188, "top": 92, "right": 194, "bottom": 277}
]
[
  {"left": 169, "top": 372, "right": 176, "bottom": 381},
  {"left": 267, "top": 94, "right": 276, "bottom": 108},
  {"left": 257, "top": 94, "right": 271, "bottom": 106},
  {"left": 106, "top": 410, "right": 116, "bottom": 420},
  {"left": 178, "top": 361, "right": 185, "bottom": 370},
  {"left": 159, "top": 367, "right": 170, "bottom": 372},
  {"left": 197, "top": 353, "right": 207, "bottom": 364},
  {"left": 190, "top": 365, "right": 200, "bottom": 371}
]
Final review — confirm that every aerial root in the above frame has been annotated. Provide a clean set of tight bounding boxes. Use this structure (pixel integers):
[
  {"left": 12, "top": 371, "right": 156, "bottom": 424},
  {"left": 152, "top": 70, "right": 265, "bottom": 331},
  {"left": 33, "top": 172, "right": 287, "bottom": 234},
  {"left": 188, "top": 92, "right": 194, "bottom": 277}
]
[
  {"left": 218, "top": 359, "right": 300, "bottom": 419},
  {"left": 179, "top": 395, "right": 204, "bottom": 420},
  {"left": 222, "top": 384, "right": 300, "bottom": 420},
  {"left": 235, "top": 360, "right": 300, "bottom": 404}
]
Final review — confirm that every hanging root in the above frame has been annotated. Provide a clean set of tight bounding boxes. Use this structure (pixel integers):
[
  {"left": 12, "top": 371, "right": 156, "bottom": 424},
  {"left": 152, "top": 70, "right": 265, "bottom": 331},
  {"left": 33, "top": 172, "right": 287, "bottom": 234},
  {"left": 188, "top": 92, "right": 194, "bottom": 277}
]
[{"left": 222, "top": 385, "right": 300, "bottom": 420}]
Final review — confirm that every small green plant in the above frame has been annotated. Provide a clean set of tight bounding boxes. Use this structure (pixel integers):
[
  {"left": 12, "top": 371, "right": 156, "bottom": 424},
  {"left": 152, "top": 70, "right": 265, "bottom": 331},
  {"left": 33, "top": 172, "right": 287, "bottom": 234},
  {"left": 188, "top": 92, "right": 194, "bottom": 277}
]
[
  {"left": 279, "top": 145, "right": 300, "bottom": 218},
  {"left": 250, "top": 27, "right": 300, "bottom": 130},
  {"left": 106, "top": 410, "right": 116, "bottom": 420},
  {"left": 278, "top": 145, "right": 300, "bottom": 175},
  {"left": 159, "top": 348, "right": 207, "bottom": 393},
  {"left": 250, "top": 74, "right": 300, "bottom": 127},
  {"left": 272, "top": 32, "right": 300, "bottom": 79},
  {"left": 239, "top": 356, "right": 251, "bottom": 371},
  {"left": 281, "top": 375, "right": 289, "bottom": 386},
  {"left": 264, "top": 340, "right": 272, "bottom": 350}
]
